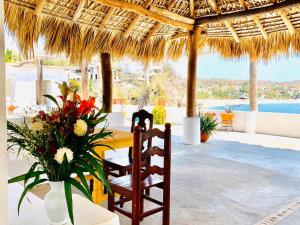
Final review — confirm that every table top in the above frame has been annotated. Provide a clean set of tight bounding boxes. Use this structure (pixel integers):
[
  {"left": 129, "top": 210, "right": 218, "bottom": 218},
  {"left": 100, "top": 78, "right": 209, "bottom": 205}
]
[
  {"left": 8, "top": 183, "right": 120, "bottom": 225},
  {"left": 95, "top": 129, "right": 133, "bottom": 150}
]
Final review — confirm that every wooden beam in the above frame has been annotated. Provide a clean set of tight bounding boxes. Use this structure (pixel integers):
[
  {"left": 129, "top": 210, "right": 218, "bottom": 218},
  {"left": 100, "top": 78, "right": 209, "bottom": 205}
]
[
  {"left": 144, "top": 0, "right": 178, "bottom": 42},
  {"left": 99, "top": 8, "right": 115, "bottom": 29},
  {"left": 149, "top": 5, "right": 195, "bottom": 24},
  {"left": 239, "top": 0, "right": 249, "bottom": 9},
  {"left": 0, "top": 0, "right": 8, "bottom": 222},
  {"left": 72, "top": 0, "right": 86, "bottom": 22},
  {"left": 80, "top": 59, "right": 89, "bottom": 99},
  {"left": 249, "top": 59, "right": 258, "bottom": 112},
  {"left": 190, "top": 0, "right": 195, "bottom": 17},
  {"left": 123, "top": 0, "right": 153, "bottom": 37},
  {"left": 278, "top": 9, "right": 295, "bottom": 35},
  {"left": 36, "top": 58, "right": 44, "bottom": 105},
  {"left": 95, "top": 0, "right": 193, "bottom": 30},
  {"left": 197, "top": 0, "right": 300, "bottom": 25},
  {"left": 170, "top": 32, "right": 189, "bottom": 40},
  {"left": 101, "top": 53, "right": 112, "bottom": 113},
  {"left": 186, "top": 28, "right": 201, "bottom": 117},
  {"left": 34, "top": 0, "right": 46, "bottom": 16},
  {"left": 253, "top": 16, "right": 268, "bottom": 39},
  {"left": 207, "top": 0, "right": 221, "bottom": 14},
  {"left": 224, "top": 21, "right": 240, "bottom": 43}
]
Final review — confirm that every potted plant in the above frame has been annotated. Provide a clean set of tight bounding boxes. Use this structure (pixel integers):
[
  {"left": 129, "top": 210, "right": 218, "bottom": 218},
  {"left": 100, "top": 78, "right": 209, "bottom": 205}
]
[
  {"left": 7, "top": 82, "right": 112, "bottom": 225},
  {"left": 200, "top": 113, "right": 218, "bottom": 142}
]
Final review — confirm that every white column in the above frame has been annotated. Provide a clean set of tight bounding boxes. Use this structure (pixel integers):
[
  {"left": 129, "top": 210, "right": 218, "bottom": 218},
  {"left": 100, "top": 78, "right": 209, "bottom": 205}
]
[{"left": 0, "top": 0, "right": 8, "bottom": 224}]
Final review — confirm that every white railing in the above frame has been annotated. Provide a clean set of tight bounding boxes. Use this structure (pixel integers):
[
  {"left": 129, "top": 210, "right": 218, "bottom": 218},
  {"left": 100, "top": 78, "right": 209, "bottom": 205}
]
[{"left": 113, "top": 104, "right": 300, "bottom": 138}]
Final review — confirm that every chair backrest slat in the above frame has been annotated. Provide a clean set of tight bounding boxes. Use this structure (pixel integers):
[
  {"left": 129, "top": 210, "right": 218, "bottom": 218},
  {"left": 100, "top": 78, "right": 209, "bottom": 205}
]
[
  {"left": 142, "top": 146, "right": 164, "bottom": 160},
  {"left": 132, "top": 123, "right": 171, "bottom": 193}
]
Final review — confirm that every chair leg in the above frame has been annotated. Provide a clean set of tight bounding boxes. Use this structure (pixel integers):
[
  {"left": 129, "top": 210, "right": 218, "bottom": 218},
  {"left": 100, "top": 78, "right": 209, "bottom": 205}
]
[
  {"left": 140, "top": 191, "right": 144, "bottom": 221},
  {"left": 132, "top": 198, "right": 140, "bottom": 225},
  {"left": 108, "top": 191, "right": 115, "bottom": 212},
  {"left": 145, "top": 188, "right": 150, "bottom": 196},
  {"left": 162, "top": 187, "right": 170, "bottom": 225},
  {"left": 119, "top": 169, "right": 126, "bottom": 208}
]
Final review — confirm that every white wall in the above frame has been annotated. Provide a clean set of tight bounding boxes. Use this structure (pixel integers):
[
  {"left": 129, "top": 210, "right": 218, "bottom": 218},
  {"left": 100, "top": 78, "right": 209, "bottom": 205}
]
[
  {"left": 0, "top": 0, "right": 8, "bottom": 223},
  {"left": 113, "top": 104, "right": 300, "bottom": 138},
  {"left": 210, "top": 110, "right": 300, "bottom": 138}
]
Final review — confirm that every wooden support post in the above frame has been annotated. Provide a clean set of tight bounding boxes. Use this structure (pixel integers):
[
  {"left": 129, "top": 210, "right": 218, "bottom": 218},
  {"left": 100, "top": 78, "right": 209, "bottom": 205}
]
[
  {"left": 101, "top": 53, "right": 113, "bottom": 113},
  {"left": 80, "top": 59, "right": 89, "bottom": 99},
  {"left": 36, "top": 57, "right": 44, "bottom": 105},
  {"left": 186, "top": 28, "right": 201, "bottom": 117},
  {"left": 0, "top": 0, "right": 8, "bottom": 224},
  {"left": 249, "top": 59, "right": 258, "bottom": 111}
]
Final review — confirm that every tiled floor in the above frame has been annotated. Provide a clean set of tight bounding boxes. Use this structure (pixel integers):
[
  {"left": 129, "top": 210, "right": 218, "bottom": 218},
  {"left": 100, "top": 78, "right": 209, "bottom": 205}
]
[{"left": 8, "top": 129, "right": 300, "bottom": 225}]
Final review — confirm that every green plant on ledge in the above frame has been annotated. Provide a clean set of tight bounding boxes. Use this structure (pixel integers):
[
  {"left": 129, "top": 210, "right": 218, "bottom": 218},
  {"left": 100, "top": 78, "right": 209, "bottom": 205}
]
[
  {"left": 152, "top": 106, "right": 166, "bottom": 125},
  {"left": 200, "top": 113, "right": 218, "bottom": 142}
]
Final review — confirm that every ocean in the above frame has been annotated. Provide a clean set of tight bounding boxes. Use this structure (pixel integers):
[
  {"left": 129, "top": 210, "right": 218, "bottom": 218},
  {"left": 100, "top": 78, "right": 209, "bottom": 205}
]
[{"left": 210, "top": 103, "right": 300, "bottom": 114}]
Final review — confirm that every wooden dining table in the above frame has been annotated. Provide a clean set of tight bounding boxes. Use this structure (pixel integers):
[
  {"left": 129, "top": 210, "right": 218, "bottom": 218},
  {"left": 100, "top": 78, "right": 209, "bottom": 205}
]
[{"left": 92, "top": 129, "right": 134, "bottom": 204}]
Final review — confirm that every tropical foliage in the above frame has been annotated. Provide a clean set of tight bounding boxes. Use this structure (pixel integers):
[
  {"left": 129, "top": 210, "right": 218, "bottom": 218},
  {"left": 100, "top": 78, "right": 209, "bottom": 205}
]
[
  {"left": 152, "top": 106, "right": 167, "bottom": 125},
  {"left": 200, "top": 113, "right": 218, "bottom": 136},
  {"left": 7, "top": 82, "right": 112, "bottom": 224}
]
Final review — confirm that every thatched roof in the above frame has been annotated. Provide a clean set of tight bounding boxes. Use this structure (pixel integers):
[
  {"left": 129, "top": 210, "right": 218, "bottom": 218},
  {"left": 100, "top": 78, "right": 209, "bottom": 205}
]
[{"left": 4, "top": 0, "right": 300, "bottom": 62}]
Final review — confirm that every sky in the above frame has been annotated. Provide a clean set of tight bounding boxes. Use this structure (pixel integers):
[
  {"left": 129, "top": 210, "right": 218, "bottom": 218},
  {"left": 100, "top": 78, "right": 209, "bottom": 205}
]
[{"left": 5, "top": 32, "right": 300, "bottom": 82}]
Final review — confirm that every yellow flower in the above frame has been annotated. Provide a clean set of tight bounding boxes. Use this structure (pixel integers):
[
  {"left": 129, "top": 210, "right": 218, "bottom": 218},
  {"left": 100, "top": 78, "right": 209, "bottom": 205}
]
[
  {"left": 31, "top": 121, "right": 44, "bottom": 132},
  {"left": 54, "top": 147, "right": 73, "bottom": 164},
  {"left": 74, "top": 119, "right": 88, "bottom": 136}
]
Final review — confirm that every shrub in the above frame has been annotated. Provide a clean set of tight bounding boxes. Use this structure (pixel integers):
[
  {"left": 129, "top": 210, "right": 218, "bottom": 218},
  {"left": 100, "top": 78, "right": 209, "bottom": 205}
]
[{"left": 152, "top": 106, "right": 167, "bottom": 125}]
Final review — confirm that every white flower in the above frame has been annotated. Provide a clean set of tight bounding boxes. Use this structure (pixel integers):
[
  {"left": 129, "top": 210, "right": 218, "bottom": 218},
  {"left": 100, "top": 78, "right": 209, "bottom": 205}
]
[
  {"left": 54, "top": 147, "right": 73, "bottom": 164},
  {"left": 74, "top": 119, "right": 88, "bottom": 136},
  {"left": 31, "top": 121, "right": 44, "bottom": 132}
]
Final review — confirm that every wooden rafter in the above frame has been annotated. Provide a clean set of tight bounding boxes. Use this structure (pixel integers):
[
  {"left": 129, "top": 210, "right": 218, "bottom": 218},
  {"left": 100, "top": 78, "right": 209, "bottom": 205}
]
[
  {"left": 197, "top": 0, "right": 300, "bottom": 25},
  {"left": 95, "top": 0, "right": 193, "bottom": 30},
  {"left": 239, "top": 0, "right": 249, "bottom": 9},
  {"left": 253, "top": 16, "right": 268, "bottom": 39},
  {"left": 34, "top": 0, "right": 46, "bottom": 16},
  {"left": 170, "top": 32, "right": 189, "bottom": 40},
  {"left": 143, "top": 0, "right": 177, "bottom": 43},
  {"left": 278, "top": 9, "right": 295, "bottom": 35},
  {"left": 207, "top": 0, "right": 221, "bottom": 14},
  {"left": 149, "top": 5, "right": 194, "bottom": 24},
  {"left": 99, "top": 8, "right": 115, "bottom": 29},
  {"left": 224, "top": 21, "right": 240, "bottom": 42},
  {"left": 190, "top": 0, "right": 195, "bottom": 17},
  {"left": 72, "top": 0, "right": 86, "bottom": 21},
  {"left": 123, "top": 0, "right": 152, "bottom": 37}
]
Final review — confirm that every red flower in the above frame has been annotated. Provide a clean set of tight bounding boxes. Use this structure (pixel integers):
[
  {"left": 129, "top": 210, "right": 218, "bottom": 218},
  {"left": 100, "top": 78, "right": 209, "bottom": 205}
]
[
  {"left": 36, "top": 146, "right": 46, "bottom": 154},
  {"left": 64, "top": 100, "right": 76, "bottom": 114},
  {"left": 38, "top": 111, "right": 47, "bottom": 120},
  {"left": 78, "top": 97, "right": 96, "bottom": 115},
  {"left": 49, "top": 142, "right": 58, "bottom": 155}
]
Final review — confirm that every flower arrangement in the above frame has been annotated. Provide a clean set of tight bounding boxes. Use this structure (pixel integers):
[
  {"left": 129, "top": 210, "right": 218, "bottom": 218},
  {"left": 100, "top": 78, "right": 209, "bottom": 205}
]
[
  {"left": 224, "top": 105, "right": 233, "bottom": 113},
  {"left": 7, "top": 82, "right": 112, "bottom": 224}
]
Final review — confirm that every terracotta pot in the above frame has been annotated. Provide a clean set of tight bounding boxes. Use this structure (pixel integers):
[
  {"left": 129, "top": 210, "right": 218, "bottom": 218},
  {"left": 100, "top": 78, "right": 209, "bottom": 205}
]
[{"left": 201, "top": 132, "right": 210, "bottom": 143}]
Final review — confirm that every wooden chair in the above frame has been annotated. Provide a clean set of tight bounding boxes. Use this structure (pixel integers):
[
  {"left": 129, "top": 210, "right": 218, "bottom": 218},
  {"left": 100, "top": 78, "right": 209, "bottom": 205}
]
[
  {"left": 104, "top": 109, "right": 153, "bottom": 178},
  {"left": 108, "top": 124, "right": 171, "bottom": 225},
  {"left": 220, "top": 112, "right": 234, "bottom": 131}
]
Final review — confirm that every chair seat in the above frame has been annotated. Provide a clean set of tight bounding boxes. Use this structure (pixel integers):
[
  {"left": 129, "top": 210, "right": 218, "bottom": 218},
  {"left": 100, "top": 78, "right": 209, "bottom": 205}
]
[{"left": 109, "top": 174, "right": 163, "bottom": 195}]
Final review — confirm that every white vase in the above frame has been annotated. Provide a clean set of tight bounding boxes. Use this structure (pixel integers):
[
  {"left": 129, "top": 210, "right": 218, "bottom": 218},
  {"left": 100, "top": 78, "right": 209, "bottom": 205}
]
[{"left": 44, "top": 181, "right": 68, "bottom": 225}]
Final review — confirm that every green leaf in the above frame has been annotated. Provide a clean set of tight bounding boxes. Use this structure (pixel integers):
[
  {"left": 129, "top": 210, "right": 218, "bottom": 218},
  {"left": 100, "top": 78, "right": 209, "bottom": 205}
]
[
  {"left": 43, "top": 94, "right": 60, "bottom": 109},
  {"left": 64, "top": 182, "right": 74, "bottom": 225},
  {"left": 66, "top": 177, "right": 92, "bottom": 201},
  {"left": 74, "top": 168, "right": 91, "bottom": 197},
  {"left": 8, "top": 171, "right": 44, "bottom": 184},
  {"left": 17, "top": 178, "right": 47, "bottom": 215},
  {"left": 24, "top": 162, "right": 40, "bottom": 185}
]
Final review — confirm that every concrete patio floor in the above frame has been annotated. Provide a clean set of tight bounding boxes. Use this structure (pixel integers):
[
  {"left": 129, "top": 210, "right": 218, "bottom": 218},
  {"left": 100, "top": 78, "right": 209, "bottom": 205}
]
[
  {"left": 107, "top": 129, "right": 300, "bottom": 225},
  {"left": 8, "top": 129, "right": 300, "bottom": 225}
]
